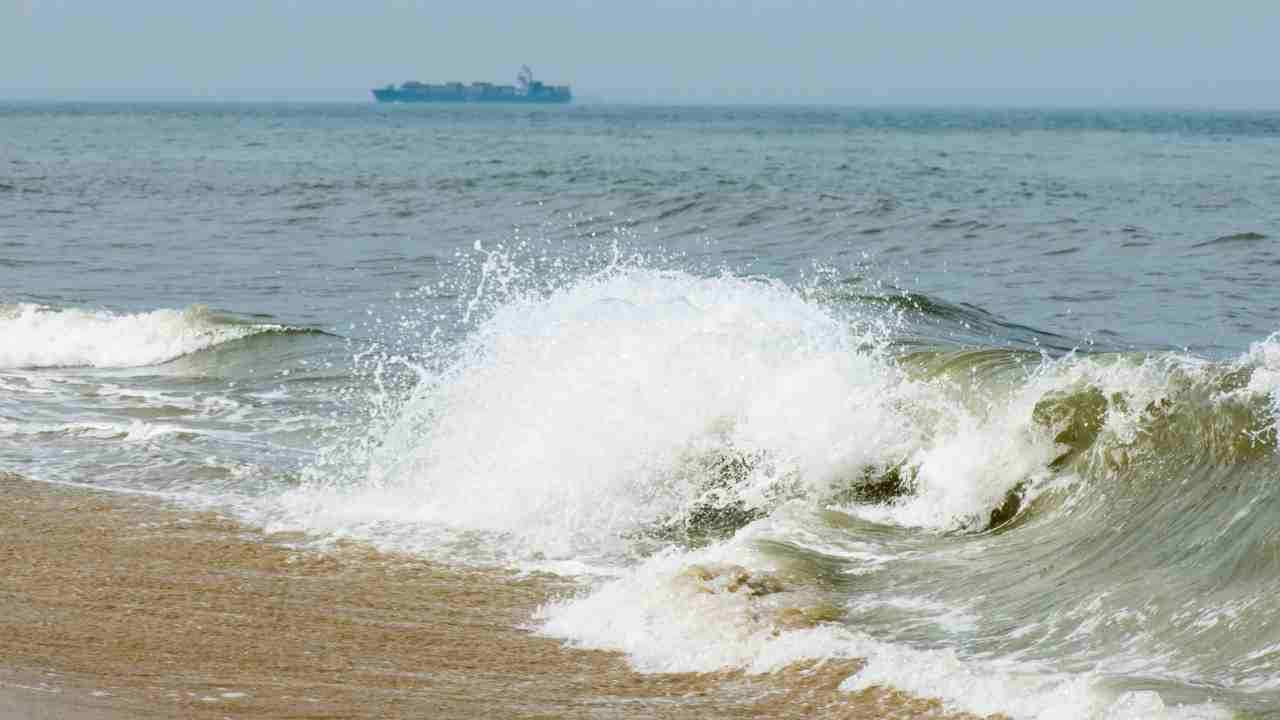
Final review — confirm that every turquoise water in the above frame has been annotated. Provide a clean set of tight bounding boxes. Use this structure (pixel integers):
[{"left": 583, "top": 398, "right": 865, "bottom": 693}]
[{"left": 3, "top": 102, "right": 1280, "bottom": 718}]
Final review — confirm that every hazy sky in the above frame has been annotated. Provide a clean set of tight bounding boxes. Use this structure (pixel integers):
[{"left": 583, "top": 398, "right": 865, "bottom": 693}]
[{"left": 3, "top": 0, "right": 1278, "bottom": 107}]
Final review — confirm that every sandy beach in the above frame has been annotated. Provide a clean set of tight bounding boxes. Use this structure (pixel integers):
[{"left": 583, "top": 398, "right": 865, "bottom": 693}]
[{"left": 0, "top": 472, "right": 996, "bottom": 719}]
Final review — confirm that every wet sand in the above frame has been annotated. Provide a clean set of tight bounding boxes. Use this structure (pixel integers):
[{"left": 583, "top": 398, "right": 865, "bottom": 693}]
[{"left": 0, "top": 472, "right": 998, "bottom": 719}]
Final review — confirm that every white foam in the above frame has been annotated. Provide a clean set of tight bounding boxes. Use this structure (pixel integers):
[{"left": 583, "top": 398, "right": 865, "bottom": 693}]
[
  {"left": 279, "top": 267, "right": 1150, "bottom": 555},
  {"left": 840, "top": 350, "right": 1230, "bottom": 531},
  {"left": 277, "top": 269, "right": 930, "bottom": 558},
  {"left": 846, "top": 594, "right": 979, "bottom": 633},
  {"left": 536, "top": 545, "right": 857, "bottom": 673},
  {"left": 845, "top": 401, "right": 1058, "bottom": 530},
  {"left": 1240, "top": 333, "right": 1280, "bottom": 393},
  {"left": 1231, "top": 333, "right": 1280, "bottom": 440},
  {"left": 840, "top": 648, "right": 1227, "bottom": 720},
  {"left": 271, "top": 266, "right": 1133, "bottom": 559},
  {"left": 537, "top": 547, "right": 1227, "bottom": 720},
  {"left": 0, "top": 420, "right": 191, "bottom": 441},
  {"left": 0, "top": 303, "right": 279, "bottom": 369}
]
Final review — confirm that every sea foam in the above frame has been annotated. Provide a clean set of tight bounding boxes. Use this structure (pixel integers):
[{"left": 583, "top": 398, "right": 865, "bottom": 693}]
[
  {"left": 536, "top": 536, "right": 1229, "bottom": 720},
  {"left": 275, "top": 265, "right": 1076, "bottom": 554},
  {"left": 277, "top": 268, "right": 938, "bottom": 558},
  {"left": 0, "top": 303, "right": 280, "bottom": 369}
]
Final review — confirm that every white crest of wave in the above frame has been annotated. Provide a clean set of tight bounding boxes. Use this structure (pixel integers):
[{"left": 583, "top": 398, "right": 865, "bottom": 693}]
[
  {"left": 1239, "top": 333, "right": 1280, "bottom": 418},
  {"left": 845, "top": 352, "right": 1187, "bottom": 529},
  {"left": 283, "top": 269, "right": 923, "bottom": 557},
  {"left": 0, "top": 303, "right": 272, "bottom": 369},
  {"left": 278, "top": 267, "right": 1091, "bottom": 557}
]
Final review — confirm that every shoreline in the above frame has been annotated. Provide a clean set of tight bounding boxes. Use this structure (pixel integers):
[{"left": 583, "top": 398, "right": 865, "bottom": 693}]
[{"left": 0, "top": 472, "right": 994, "bottom": 719}]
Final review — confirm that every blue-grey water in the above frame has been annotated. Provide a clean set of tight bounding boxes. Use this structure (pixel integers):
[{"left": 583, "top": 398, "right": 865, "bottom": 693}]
[{"left": 3, "top": 102, "right": 1280, "bottom": 718}]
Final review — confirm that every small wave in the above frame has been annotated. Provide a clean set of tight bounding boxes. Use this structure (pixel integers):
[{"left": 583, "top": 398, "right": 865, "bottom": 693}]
[
  {"left": 1043, "top": 246, "right": 1080, "bottom": 257},
  {"left": 1191, "top": 231, "right": 1268, "bottom": 248},
  {"left": 652, "top": 196, "right": 703, "bottom": 222},
  {"left": 822, "top": 286, "right": 1078, "bottom": 352},
  {"left": 0, "top": 303, "right": 297, "bottom": 369},
  {"left": 1, "top": 420, "right": 198, "bottom": 442}
]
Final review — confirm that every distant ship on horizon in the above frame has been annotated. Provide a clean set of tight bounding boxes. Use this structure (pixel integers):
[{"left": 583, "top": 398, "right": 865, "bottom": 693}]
[{"left": 372, "top": 65, "right": 571, "bottom": 104}]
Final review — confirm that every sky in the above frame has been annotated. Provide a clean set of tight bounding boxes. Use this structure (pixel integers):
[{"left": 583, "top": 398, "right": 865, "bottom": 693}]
[{"left": 2, "top": 0, "right": 1278, "bottom": 107}]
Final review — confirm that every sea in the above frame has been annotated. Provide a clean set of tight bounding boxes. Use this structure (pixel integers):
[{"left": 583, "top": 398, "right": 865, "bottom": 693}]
[{"left": 3, "top": 101, "right": 1280, "bottom": 718}]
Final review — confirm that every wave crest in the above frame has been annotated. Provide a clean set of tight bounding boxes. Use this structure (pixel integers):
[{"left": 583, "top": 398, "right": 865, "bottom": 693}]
[{"left": 0, "top": 303, "right": 289, "bottom": 369}]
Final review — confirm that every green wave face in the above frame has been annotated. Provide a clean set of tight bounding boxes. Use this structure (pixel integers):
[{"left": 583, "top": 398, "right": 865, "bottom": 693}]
[{"left": 738, "top": 339, "right": 1280, "bottom": 708}]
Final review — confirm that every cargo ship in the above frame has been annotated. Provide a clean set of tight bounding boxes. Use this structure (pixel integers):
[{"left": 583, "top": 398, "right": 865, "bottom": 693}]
[{"left": 372, "top": 65, "right": 571, "bottom": 104}]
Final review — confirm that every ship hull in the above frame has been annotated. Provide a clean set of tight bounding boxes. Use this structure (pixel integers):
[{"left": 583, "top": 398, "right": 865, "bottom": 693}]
[{"left": 372, "top": 89, "right": 570, "bottom": 104}]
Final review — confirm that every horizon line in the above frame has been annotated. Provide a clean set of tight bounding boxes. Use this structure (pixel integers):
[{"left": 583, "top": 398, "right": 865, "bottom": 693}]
[{"left": 2, "top": 94, "right": 1279, "bottom": 113}]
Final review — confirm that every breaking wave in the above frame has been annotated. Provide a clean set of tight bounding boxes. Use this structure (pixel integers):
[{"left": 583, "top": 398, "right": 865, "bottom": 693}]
[
  {"left": 0, "top": 303, "right": 303, "bottom": 369},
  {"left": 270, "top": 259, "right": 1280, "bottom": 719}
]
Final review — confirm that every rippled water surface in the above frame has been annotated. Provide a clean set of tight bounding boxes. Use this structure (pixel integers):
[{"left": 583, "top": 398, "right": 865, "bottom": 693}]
[{"left": 3, "top": 102, "right": 1280, "bottom": 719}]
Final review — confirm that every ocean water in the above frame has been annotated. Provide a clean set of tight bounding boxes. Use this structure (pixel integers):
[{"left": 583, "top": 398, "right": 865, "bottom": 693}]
[{"left": 3, "top": 101, "right": 1280, "bottom": 718}]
